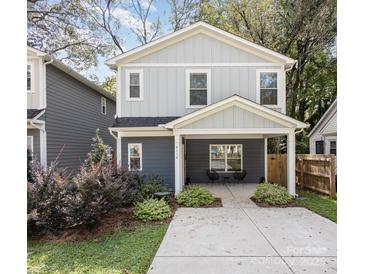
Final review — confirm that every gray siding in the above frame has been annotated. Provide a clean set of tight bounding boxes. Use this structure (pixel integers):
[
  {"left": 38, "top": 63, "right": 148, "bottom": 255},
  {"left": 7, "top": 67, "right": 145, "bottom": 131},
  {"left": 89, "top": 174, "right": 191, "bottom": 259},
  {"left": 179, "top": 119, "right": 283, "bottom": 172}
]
[
  {"left": 186, "top": 139, "right": 264, "bottom": 183},
  {"left": 45, "top": 65, "right": 116, "bottom": 172},
  {"left": 27, "top": 129, "right": 40, "bottom": 160},
  {"left": 121, "top": 137, "right": 175, "bottom": 190},
  {"left": 182, "top": 106, "right": 284, "bottom": 129}
]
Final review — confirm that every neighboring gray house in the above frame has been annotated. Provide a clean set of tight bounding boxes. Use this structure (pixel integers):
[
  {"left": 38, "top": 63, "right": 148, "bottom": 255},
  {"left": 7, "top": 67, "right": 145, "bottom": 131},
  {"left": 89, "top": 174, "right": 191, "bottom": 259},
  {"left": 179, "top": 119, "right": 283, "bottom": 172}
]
[
  {"left": 27, "top": 46, "right": 116, "bottom": 172},
  {"left": 107, "top": 22, "right": 308, "bottom": 195},
  {"left": 308, "top": 99, "right": 337, "bottom": 155}
]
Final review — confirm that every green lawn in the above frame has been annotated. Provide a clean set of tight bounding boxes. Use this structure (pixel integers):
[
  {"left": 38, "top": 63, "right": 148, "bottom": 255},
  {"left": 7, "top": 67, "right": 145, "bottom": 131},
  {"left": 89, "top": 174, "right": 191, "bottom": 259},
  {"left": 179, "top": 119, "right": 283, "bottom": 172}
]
[
  {"left": 297, "top": 190, "right": 337, "bottom": 223},
  {"left": 28, "top": 224, "right": 168, "bottom": 274}
]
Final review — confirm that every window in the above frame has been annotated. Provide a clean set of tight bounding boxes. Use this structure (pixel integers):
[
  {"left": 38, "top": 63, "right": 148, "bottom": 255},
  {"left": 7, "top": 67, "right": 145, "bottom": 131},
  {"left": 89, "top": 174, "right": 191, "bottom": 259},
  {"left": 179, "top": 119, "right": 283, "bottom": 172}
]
[
  {"left": 27, "top": 136, "right": 34, "bottom": 155},
  {"left": 186, "top": 69, "right": 211, "bottom": 108},
  {"left": 315, "top": 140, "right": 324, "bottom": 154},
  {"left": 128, "top": 143, "right": 142, "bottom": 171},
  {"left": 257, "top": 70, "right": 279, "bottom": 105},
  {"left": 27, "top": 62, "right": 34, "bottom": 92},
  {"left": 126, "top": 70, "right": 143, "bottom": 100},
  {"left": 209, "top": 144, "right": 242, "bottom": 172},
  {"left": 101, "top": 97, "right": 106, "bottom": 114},
  {"left": 330, "top": 141, "right": 336, "bottom": 155}
]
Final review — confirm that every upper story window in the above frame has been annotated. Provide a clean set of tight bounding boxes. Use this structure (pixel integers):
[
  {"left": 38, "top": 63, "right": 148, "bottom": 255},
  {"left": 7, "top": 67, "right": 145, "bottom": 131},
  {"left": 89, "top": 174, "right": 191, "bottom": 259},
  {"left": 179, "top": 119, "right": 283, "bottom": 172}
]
[
  {"left": 126, "top": 69, "right": 143, "bottom": 101},
  {"left": 128, "top": 143, "right": 142, "bottom": 171},
  {"left": 27, "top": 62, "right": 34, "bottom": 93},
  {"left": 315, "top": 140, "right": 324, "bottom": 154},
  {"left": 257, "top": 69, "right": 279, "bottom": 106},
  {"left": 101, "top": 96, "right": 107, "bottom": 115},
  {"left": 330, "top": 141, "right": 337, "bottom": 155},
  {"left": 186, "top": 69, "right": 211, "bottom": 108}
]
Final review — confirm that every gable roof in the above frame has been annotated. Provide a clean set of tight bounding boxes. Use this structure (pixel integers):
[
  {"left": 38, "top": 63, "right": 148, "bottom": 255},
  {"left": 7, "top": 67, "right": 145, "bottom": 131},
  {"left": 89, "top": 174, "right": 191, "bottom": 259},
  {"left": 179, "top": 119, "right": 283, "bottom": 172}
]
[
  {"left": 27, "top": 46, "right": 115, "bottom": 102},
  {"left": 106, "top": 21, "right": 296, "bottom": 68},
  {"left": 163, "top": 95, "right": 308, "bottom": 129},
  {"left": 308, "top": 99, "right": 337, "bottom": 137}
]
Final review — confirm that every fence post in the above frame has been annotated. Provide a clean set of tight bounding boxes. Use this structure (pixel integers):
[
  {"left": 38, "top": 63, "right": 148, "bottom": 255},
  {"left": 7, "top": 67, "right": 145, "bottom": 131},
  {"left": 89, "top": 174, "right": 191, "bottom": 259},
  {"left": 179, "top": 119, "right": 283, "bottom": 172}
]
[
  {"left": 329, "top": 155, "right": 336, "bottom": 199},
  {"left": 300, "top": 157, "right": 304, "bottom": 189}
]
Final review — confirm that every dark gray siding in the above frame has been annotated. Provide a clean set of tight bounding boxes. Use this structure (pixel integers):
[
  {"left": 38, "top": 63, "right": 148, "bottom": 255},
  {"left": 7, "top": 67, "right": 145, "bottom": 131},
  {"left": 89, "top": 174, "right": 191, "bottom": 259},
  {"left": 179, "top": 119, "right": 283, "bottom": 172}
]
[
  {"left": 45, "top": 65, "right": 116, "bottom": 172},
  {"left": 186, "top": 139, "right": 264, "bottom": 183},
  {"left": 121, "top": 137, "right": 175, "bottom": 190},
  {"left": 27, "top": 129, "right": 40, "bottom": 160}
]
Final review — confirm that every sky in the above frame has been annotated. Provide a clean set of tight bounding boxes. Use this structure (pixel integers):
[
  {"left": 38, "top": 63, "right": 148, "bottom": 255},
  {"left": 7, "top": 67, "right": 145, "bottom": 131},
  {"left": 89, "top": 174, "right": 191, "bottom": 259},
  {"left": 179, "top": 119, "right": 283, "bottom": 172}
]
[{"left": 85, "top": 0, "right": 172, "bottom": 81}]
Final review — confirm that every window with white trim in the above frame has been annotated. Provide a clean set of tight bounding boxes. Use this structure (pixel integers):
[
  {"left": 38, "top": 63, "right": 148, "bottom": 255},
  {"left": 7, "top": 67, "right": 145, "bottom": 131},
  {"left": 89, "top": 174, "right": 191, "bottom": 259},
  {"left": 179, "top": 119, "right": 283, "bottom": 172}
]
[
  {"left": 209, "top": 144, "right": 242, "bottom": 172},
  {"left": 330, "top": 141, "right": 336, "bottom": 155},
  {"left": 27, "top": 63, "right": 33, "bottom": 92},
  {"left": 101, "top": 96, "right": 106, "bottom": 114},
  {"left": 186, "top": 69, "right": 211, "bottom": 108},
  {"left": 126, "top": 70, "right": 143, "bottom": 100},
  {"left": 128, "top": 143, "right": 142, "bottom": 171},
  {"left": 258, "top": 71, "right": 278, "bottom": 105},
  {"left": 27, "top": 136, "right": 34, "bottom": 155}
]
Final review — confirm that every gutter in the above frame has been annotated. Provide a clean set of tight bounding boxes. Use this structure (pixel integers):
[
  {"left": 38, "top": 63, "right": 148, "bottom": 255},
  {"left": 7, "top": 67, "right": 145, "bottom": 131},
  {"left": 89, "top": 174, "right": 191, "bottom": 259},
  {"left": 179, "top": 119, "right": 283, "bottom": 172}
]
[{"left": 109, "top": 128, "right": 118, "bottom": 140}]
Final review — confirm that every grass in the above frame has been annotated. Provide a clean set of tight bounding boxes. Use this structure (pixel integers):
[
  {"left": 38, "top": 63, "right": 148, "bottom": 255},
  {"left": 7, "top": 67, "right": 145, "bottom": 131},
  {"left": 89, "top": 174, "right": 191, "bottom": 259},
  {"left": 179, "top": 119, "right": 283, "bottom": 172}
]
[
  {"left": 297, "top": 190, "right": 337, "bottom": 223},
  {"left": 27, "top": 224, "right": 168, "bottom": 274}
]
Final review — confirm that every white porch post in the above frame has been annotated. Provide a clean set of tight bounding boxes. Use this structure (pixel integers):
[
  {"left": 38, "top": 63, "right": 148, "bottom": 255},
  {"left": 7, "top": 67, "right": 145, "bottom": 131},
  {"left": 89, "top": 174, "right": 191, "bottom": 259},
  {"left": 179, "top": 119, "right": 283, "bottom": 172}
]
[
  {"left": 116, "top": 133, "right": 122, "bottom": 168},
  {"left": 174, "top": 134, "right": 183, "bottom": 194},
  {"left": 264, "top": 138, "right": 268, "bottom": 181},
  {"left": 40, "top": 129, "right": 47, "bottom": 168},
  {"left": 287, "top": 129, "right": 296, "bottom": 196}
]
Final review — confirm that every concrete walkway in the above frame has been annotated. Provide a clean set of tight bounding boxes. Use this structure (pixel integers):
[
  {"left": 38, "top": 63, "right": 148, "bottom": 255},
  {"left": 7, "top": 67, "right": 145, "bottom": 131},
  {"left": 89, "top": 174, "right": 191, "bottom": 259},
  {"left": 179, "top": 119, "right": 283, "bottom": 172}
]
[{"left": 148, "top": 184, "right": 337, "bottom": 274}]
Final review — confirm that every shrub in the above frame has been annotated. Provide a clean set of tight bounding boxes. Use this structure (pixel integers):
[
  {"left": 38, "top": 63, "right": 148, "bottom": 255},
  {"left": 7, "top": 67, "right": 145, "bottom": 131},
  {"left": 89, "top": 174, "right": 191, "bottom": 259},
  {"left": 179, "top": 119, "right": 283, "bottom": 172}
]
[
  {"left": 253, "top": 183, "right": 292, "bottom": 205},
  {"left": 176, "top": 186, "right": 215, "bottom": 207},
  {"left": 134, "top": 198, "right": 172, "bottom": 221},
  {"left": 133, "top": 175, "right": 170, "bottom": 202},
  {"left": 27, "top": 149, "right": 34, "bottom": 183}
]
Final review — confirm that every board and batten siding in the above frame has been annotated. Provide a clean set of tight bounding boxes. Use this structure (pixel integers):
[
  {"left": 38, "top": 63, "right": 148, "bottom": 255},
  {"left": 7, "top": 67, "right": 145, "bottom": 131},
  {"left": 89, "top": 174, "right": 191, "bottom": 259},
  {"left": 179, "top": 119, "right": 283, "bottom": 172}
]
[
  {"left": 181, "top": 106, "right": 284, "bottom": 129},
  {"left": 186, "top": 139, "right": 265, "bottom": 183},
  {"left": 118, "top": 33, "right": 285, "bottom": 117},
  {"left": 121, "top": 137, "right": 175, "bottom": 190},
  {"left": 45, "top": 64, "right": 116, "bottom": 172},
  {"left": 27, "top": 129, "right": 40, "bottom": 159}
]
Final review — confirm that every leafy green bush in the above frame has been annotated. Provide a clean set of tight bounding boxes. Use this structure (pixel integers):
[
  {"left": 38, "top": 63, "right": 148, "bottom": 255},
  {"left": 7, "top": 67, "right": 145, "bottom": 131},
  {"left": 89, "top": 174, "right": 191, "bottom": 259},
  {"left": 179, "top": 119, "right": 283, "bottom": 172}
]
[
  {"left": 176, "top": 186, "right": 215, "bottom": 207},
  {"left": 253, "top": 183, "right": 292, "bottom": 205},
  {"left": 134, "top": 198, "right": 172, "bottom": 221},
  {"left": 133, "top": 175, "right": 170, "bottom": 202}
]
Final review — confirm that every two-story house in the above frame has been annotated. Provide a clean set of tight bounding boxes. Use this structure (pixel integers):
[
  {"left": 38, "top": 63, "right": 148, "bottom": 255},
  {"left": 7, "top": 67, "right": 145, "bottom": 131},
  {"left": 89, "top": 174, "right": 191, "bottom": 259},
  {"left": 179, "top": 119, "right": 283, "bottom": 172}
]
[
  {"left": 107, "top": 22, "right": 307, "bottom": 195},
  {"left": 27, "top": 46, "right": 116, "bottom": 172}
]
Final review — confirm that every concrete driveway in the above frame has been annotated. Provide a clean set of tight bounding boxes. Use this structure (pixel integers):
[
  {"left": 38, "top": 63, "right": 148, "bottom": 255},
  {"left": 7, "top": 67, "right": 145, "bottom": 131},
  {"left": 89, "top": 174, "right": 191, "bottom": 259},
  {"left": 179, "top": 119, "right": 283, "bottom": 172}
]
[{"left": 148, "top": 184, "right": 337, "bottom": 274}]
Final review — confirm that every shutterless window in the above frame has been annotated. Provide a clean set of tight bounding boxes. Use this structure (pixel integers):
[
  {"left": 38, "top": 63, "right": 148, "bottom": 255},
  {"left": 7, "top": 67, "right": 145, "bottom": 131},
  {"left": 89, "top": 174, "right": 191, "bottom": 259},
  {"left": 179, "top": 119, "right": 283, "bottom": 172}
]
[
  {"left": 27, "top": 63, "right": 32, "bottom": 92},
  {"left": 330, "top": 141, "right": 336, "bottom": 155},
  {"left": 187, "top": 69, "right": 210, "bottom": 107},
  {"left": 315, "top": 140, "right": 324, "bottom": 154},
  {"left": 126, "top": 70, "right": 143, "bottom": 100},
  {"left": 27, "top": 136, "right": 33, "bottom": 155},
  {"left": 260, "top": 72, "right": 278, "bottom": 105},
  {"left": 210, "top": 144, "right": 242, "bottom": 172},
  {"left": 101, "top": 97, "right": 106, "bottom": 114},
  {"left": 128, "top": 143, "right": 142, "bottom": 171}
]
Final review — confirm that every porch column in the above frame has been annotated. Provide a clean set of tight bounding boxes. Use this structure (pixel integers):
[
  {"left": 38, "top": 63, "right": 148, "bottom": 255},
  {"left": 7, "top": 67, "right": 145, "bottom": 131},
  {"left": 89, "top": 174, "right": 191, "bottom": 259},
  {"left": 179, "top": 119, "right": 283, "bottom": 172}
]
[
  {"left": 174, "top": 134, "right": 183, "bottom": 194},
  {"left": 287, "top": 129, "right": 296, "bottom": 196},
  {"left": 264, "top": 138, "right": 268, "bottom": 181},
  {"left": 40, "top": 129, "right": 47, "bottom": 168},
  {"left": 116, "top": 134, "right": 122, "bottom": 168}
]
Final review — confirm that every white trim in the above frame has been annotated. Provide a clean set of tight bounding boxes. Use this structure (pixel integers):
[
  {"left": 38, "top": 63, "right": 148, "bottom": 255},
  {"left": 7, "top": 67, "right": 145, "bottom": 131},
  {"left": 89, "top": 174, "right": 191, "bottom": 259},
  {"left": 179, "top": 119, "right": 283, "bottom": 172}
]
[
  {"left": 101, "top": 96, "right": 107, "bottom": 115},
  {"left": 209, "top": 144, "right": 243, "bottom": 173},
  {"left": 287, "top": 130, "right": 296, "bottom": 196},
  {"left": 117, "top": 136, "right": 122, "bottom": 167},
  {"left": 40, "top": 130, "right": 47, "bottom": 167},
  {"left": 128, "top": 143, "right": 142, "bottom": 171},
  {"left": 308, "top": 99, "right": 337, "bottom": 137},
  {"left": 175, "top": 128, "right": 295, "bottom": 135},
  {"left": 109, "top": 126, "right": 173, "bottom": 137},
  {"left": 123, "top": 62, "right": 283, "bottom": 68},
  {"left": 174, "top": 134, "right": 183, "bottom": 193},
  {"left": 125, "top": 69, "right": 144, "bottom": 101},
  {"left": 116, "top": 66, "right": 122, "bottom": 117},
  {"left": 264, "top": 138, "right": 268, "bottom": 181},
  {"left": 27, "top": 61, "right": 35, "bottom": 93},
  {"left": 256, "top": 68, "right": 282, "bottom": 108},
  {"left": 106, "top": 22, "right": 296, "bottom": 67},
  {"left": 164, "top": 95, "right": 308, "bottom": 129},
  {"left": 185, "top": 134, "right": 264, "bottom": 139},
  {"left": 185, "top": 68, "right": 211, "bottom": 108},
  {"left": 27, "top": 136, "right": 34, "bottom": 155}
]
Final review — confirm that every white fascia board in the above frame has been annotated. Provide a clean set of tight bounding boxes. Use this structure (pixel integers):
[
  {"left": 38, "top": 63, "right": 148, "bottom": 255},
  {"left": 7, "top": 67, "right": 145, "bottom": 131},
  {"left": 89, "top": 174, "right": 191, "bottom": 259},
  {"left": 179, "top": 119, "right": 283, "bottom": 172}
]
[
  {"left": 109, "top": 127, "right": 173, "bottom": 137},
  {"left": 308, "top": 99, "right": 337, "bottom": 137},
  {"left": 174, "top": 128, "right": 294, "bottom": 135},
  {"left": 106, "top": 22, "right": 296, "bottom": 67}
]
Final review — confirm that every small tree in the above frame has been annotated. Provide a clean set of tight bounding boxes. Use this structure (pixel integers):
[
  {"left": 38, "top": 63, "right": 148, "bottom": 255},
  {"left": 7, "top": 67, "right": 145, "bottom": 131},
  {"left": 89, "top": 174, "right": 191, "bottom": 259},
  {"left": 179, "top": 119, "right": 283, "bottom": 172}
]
[{"left": 84, "top": 129, "right": 112, "bottom": 170}]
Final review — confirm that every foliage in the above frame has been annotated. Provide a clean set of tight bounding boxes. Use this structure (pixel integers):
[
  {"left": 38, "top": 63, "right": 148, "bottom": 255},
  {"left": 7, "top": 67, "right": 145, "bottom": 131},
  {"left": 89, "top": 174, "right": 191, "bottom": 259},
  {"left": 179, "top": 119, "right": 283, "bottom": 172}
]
[
  {"left": 101, "top": 75, "right": 116, "bottom": 96},
  {"left": 253, "top": 183, "right": 292, "bottom": 205},
  {"left": 27, "top": 149, "right": 34, "bottom": 183},
  {"left": 176, "top": 186, "right": 215, "bottom": 207},
  {"left": 133, "top": 175, "right": 170, "bottom": 202},
  {"left": 297, "top": 190, "right": 337, "bottom": 222},
  {"left": 28, "top": 224, "right": 168, "bottom": 274},
  {"left": 134, "top": 198, "right": 172, "bottom": 221}
]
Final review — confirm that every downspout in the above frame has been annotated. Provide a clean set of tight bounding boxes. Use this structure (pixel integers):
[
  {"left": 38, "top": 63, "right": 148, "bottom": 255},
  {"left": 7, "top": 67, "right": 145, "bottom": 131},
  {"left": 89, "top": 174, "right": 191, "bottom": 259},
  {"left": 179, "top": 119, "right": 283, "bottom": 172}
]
[{"left": 42, "top": 57, "right": 53, "bottom": 109}]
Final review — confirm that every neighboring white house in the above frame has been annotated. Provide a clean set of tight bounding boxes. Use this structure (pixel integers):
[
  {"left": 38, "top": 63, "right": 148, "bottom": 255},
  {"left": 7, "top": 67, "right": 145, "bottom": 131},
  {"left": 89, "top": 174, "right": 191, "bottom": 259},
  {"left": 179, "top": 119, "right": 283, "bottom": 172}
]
[
  {"left": 107, "top": 21, "right": 308, "bottom": 196},
  {"left": 308, "top": 99, "right": 337, "bottom": 155}
]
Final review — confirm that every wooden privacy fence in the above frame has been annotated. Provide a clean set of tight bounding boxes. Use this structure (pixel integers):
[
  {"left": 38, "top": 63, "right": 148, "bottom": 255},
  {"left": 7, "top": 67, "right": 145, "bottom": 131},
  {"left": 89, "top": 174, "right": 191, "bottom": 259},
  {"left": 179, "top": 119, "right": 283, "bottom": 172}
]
[{"left": 267, "top": 154, "right": 337, "bottom": 198}]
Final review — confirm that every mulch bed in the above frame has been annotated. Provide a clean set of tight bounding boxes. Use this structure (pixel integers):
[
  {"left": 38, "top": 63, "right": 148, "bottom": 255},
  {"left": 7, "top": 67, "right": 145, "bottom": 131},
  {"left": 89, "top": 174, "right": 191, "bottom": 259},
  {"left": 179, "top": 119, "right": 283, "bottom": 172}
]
[
  {"left": 250, "top": 197, "right": 303, "bottom": 208},
  {"left": 29, "top": 195, "right": 222, "bottom": 243}
]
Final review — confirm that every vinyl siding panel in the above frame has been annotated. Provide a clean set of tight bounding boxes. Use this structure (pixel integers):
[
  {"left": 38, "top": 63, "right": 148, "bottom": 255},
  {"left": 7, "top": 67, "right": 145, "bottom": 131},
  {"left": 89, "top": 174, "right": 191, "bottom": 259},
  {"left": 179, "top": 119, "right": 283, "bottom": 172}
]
[
  {"left": 46, "top": 65, "right": 116, "bottom": 172},
  {"left": 27, "top": 129, "right": 40, "bottom": 160},
  {"left": 186, "top": 139, "right": 264, "bottom": 183},
  {"left": 121, "top": 137, "right": 175, "bottom": 190}
]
